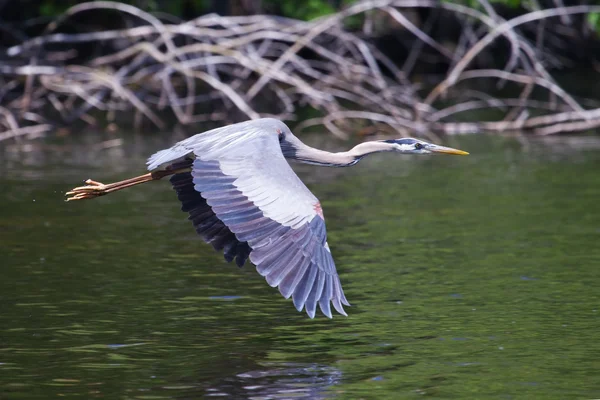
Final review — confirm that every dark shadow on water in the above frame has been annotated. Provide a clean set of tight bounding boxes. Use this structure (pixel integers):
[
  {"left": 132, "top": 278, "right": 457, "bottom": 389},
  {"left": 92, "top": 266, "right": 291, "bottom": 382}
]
[{"left": 203, "top": 362, "right": 341, "bottom": 399}]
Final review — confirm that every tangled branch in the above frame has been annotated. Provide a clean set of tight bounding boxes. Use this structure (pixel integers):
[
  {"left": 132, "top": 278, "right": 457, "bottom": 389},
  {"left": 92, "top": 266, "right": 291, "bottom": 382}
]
[{"left": 1, "top": 0, "right": 600, "bottom": 141}]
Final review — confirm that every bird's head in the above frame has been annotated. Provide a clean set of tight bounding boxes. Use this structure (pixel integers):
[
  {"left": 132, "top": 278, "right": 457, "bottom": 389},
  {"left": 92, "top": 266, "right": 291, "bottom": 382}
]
[{"left": 381, "top": 138, "right": 469, "bottom": 155}]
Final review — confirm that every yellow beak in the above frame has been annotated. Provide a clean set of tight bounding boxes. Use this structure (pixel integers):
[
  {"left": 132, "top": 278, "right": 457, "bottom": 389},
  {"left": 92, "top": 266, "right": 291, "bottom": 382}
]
[{"left": 428, "top": 144, "right": 469, "bottom": 155}]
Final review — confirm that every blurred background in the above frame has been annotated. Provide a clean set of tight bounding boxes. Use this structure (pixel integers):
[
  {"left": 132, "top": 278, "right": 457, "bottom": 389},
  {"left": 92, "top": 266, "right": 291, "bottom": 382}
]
[{"left": 1, "top": 1, "right": 600, "bottom": 399}]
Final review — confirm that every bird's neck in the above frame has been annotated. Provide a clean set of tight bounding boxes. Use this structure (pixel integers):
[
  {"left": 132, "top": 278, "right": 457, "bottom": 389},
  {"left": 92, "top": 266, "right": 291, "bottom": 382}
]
[{"left": 290, "top": 141, "right": 394, "bottom": 167}]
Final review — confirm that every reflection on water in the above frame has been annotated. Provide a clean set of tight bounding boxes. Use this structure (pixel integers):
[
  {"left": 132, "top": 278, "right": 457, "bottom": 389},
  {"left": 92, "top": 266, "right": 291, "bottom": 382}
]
[
  {"left": 207, "top": 362, "right": 341, "bottom": 399},
  {"left": 1, "top": 132, "right": 600, "bottom": 399}
]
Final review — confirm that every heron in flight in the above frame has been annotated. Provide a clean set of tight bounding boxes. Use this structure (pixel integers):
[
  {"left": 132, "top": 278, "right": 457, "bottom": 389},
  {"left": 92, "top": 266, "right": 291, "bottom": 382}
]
[{"left": 66, "top": 119, "right": 468, "bottom": 318}]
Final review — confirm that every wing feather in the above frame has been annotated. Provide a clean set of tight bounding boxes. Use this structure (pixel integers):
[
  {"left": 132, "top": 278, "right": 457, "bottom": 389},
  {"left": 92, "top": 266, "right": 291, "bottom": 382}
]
[
  {"left": 150, "top": 119, "right": 349, "bottom": 318},
  {"left": 278, "top": 254, "right": 310, "bottom": 299},
  {"left": 305, "top": 271, "right": 326, "bottom": 319}
]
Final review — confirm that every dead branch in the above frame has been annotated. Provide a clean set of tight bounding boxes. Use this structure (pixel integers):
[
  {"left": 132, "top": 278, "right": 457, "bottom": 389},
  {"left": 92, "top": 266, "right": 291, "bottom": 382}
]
[{"left": 2, "top": 0, "right": 600, "bottom": 142}]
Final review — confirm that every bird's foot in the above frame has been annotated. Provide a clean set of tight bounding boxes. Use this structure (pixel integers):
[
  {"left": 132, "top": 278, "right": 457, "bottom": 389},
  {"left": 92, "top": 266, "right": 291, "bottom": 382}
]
[{"left": 65, "top": 179, "right": 108, "bottom": 201}]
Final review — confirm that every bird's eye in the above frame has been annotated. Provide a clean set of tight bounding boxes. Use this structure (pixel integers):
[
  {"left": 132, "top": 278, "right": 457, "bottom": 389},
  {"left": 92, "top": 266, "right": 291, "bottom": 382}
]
[
  {"left": 277, "top": 130, "right": 285, "bottom": 142},
  {"left": 414, "top": 143, "right": 423, "bottom": 150}
]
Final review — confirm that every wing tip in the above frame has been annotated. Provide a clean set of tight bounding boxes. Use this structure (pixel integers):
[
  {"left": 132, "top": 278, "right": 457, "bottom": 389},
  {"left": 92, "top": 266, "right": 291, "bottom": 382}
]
[
  {"left": 298, "top": 297, "right": 349, "bottom": 319},
  {"left": 333, "top": 297, "right": 348, "bottom": 317},
  {"left": 319, "top": 299, "right": 333, "bottom": 319},
  {"left": 284, "top": 272, "right": 351, "bottom": 318}
]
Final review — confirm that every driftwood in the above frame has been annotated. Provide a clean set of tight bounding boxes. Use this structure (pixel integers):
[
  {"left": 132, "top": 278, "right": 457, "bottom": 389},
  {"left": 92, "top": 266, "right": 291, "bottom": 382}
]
[{"left": 2, "top": 0, "right": 600, "bottom": 142}]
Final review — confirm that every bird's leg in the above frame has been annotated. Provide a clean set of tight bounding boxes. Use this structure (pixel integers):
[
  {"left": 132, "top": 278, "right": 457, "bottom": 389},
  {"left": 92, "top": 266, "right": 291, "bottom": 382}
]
[{"left": 65, "top": 169, "right": 188, "bottom": 201}]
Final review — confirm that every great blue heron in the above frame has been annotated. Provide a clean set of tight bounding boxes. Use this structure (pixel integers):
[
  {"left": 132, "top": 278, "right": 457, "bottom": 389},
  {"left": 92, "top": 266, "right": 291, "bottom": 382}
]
[{"left": 66, "top": 118, "right": 468, "bottom": 318}]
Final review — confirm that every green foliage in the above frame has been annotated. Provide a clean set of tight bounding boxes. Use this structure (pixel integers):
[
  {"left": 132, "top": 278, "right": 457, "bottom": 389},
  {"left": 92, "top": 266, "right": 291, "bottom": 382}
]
[
  {"left": 500, "top": 0, "right": 522, "bottom": 8},
  {"left": 280, "top": 0, "right": 363, "bottom": 23},
  {"left": 11, "top": 0, "right": 210, "bottom": 20},
  {"left": 265, "top": 0, "right": 335, "bottom": 21},
  {"left": 144, "top": 0, "right": 211, "bottom": 17},
  {"left": 588, "top": 12, "right": 600, "bottom": 34},
  {"left": 19, "top": 0, "right": 348, "bottom": 22},
  {"left": 36, "top": 1, "right": 77, "bottom": 16}
]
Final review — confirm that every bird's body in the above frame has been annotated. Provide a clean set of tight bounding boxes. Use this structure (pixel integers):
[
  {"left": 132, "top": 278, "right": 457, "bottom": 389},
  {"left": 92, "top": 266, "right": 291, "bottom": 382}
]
[{"left": 66, "top": 118, "right": 468, "bottom": 318}]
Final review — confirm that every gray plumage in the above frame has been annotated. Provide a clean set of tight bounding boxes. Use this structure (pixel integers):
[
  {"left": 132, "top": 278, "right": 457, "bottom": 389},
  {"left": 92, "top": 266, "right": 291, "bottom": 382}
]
[
  {"left": 66, "top": 118, "right": 466, "bottom": 318},
  {"left": 149, "top": 119, "right": 346, "bottom": 318},
  {"left": 145, "top": 118, "right": 468, "bottom": 318}
]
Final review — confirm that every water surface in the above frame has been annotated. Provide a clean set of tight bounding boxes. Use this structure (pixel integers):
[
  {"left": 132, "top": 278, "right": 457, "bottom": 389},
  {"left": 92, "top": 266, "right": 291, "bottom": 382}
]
[{"left": 1, "top": 132, "right": 599, "bottom": 399}]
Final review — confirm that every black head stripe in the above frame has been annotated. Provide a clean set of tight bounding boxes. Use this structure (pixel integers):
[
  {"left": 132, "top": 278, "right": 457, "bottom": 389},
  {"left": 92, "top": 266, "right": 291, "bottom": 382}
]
[{"left": 383, "top": 138, "right": 418, "bottom": 145}]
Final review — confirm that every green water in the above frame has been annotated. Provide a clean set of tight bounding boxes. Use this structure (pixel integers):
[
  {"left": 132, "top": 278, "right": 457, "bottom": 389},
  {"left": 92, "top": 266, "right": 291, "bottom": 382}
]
[{"left": 1, "top": 132, "right": 599, "bottom": 399}]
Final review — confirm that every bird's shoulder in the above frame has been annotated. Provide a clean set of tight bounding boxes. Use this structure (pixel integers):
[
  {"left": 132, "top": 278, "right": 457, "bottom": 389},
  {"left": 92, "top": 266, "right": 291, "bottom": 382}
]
[
  {"left": 187, "top": 118, "right": 286, "bottom": 146},
  {"left": 187, "top": 119, "right": 288, "bottom": 158},
  {"left": 147, "top": 119, "right": 288, "bottom": 171}
]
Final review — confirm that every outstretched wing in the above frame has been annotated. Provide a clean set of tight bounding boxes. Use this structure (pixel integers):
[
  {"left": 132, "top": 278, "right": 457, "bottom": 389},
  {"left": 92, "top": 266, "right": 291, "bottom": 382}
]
[
  {"left": 170, "top": 164, "right": 251, "bottom": 267},
  {"left": 149, "top": 120, "right": 349, "bottom": 318}
]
